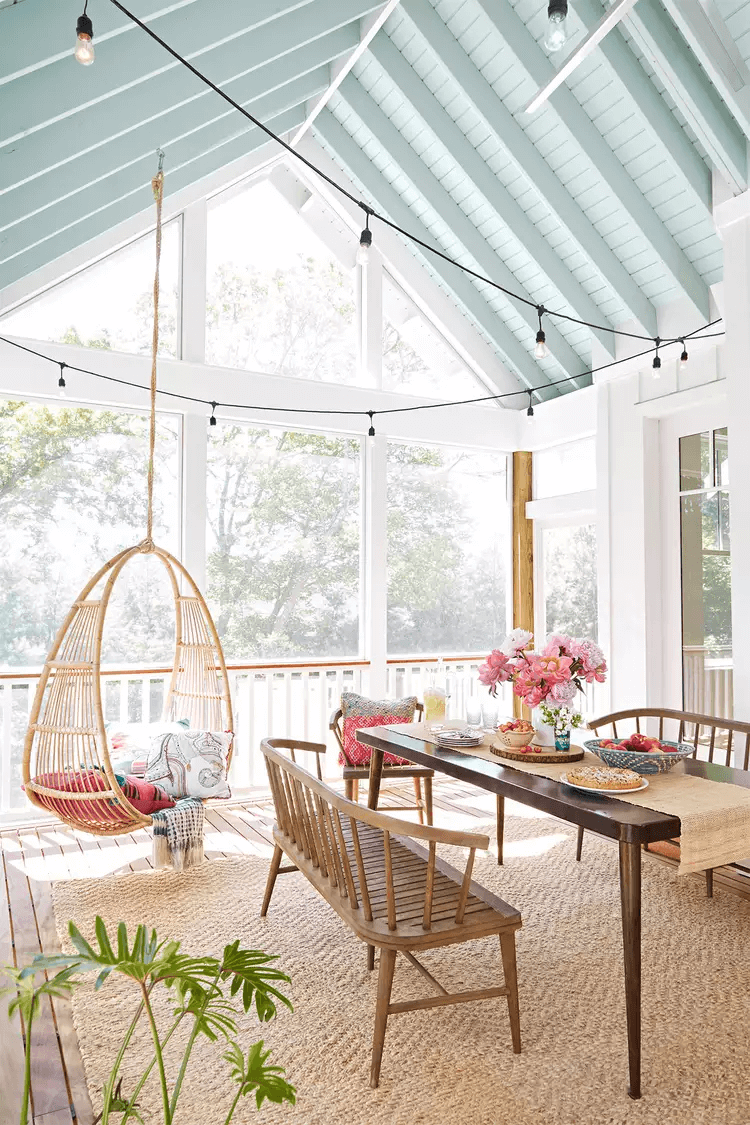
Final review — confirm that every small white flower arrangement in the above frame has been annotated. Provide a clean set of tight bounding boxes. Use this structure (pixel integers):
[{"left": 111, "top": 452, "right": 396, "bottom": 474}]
[{"left": 539, "top": 702, "right": 584, "bottom": 737}]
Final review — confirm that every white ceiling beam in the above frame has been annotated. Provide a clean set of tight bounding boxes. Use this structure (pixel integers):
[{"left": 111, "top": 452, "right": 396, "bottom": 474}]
[
  {"left": 626, "top": 0, "right": 747, "bottom": 194},
  {"left": 370, "top": 31, "right": 616, "bottom": 358},
  {"left": 526, "top": 0, "right": 639, "bottom": 113},
  {"left": 401, "top": 0, "right": 657, "bottom": 337},
  {"left": 314, "top": 108, "right": 561, "bottom": 398},
  {"left": 474, "top": 0, "right": 711, "bottom": 321},
  {"left": 289, "top": 0, "right": 402, "bottom": 146}
]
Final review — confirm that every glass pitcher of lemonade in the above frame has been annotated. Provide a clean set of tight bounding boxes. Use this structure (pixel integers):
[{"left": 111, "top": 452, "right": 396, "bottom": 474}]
[{"left": 424, "top": 657, "right": 448, "bottom": 730}]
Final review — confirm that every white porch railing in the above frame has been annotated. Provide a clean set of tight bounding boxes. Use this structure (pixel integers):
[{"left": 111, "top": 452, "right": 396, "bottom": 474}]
[
  {"left": 683, "top": 646, "right": 733, "bottom": 719},
  {"left": 0, "top": 655, "right": 608, "bottom": 822}
]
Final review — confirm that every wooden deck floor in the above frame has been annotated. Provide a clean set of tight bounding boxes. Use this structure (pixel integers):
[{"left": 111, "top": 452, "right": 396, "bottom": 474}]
[{"left": 2, "top": 778, "right": 749, "bottom": 1125}]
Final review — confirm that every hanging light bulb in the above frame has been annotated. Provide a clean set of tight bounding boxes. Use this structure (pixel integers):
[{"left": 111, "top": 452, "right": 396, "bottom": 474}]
[
  {"left": 367, "top": 411, "right": 376, "bottom": 445},
  {"left": 679, "top": 340, "right": 689, "bottom": 371},
  {"left": 534, "top": 307, "right": 550, "bottom": 359},
  {"left": 526, "top": 391, "right": 535, "bottom": 420},
  {"left": 58, "top": 363, "right": 67, "bottom": 398},
  {"left": 209, "top": 401, "right": 217, "bottom": 426},
  {"left": 357, "top": 214, "right": 373, "bottom": 266},
  {"left": 651, "top": 337, "right": 661, "bottom": 376},
  {"left": 545, "top": 0, "right": 568, "bottom": 53},
  {"left": 75, "top": 4, "right": 95, "bottom": 66}
]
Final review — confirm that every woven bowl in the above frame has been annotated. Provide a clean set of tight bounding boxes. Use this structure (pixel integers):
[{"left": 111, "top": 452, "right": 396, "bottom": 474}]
[
  {"left": 585, "top": 739, "right": 694, "bottom": 775},
  {"left": 497, "top": 728, "right": 535, "bottom": 749}
]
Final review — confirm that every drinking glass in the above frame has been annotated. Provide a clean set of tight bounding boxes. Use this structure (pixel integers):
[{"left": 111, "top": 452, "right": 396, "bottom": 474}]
[
  {"left": 466, "top": 699, "right": 482, "bottom": 731},
  {"left": 481, "top": 700, "right": 499, "bottom": 731}
]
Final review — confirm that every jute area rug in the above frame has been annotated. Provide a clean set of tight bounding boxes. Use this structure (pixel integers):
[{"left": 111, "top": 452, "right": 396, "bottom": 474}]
[{"left": 51, "top": 810, "right": 750, "bottom": 1125}]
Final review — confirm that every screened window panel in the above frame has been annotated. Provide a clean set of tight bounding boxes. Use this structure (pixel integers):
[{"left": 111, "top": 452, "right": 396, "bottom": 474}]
[
  {"left": 541, "top": 523, "right": 598, "bottom": 641},
  {"left": 386, "top": 443, "right": 508, "bottom": 656},
  {"left": 0, "top": 223, "right": 181, "bottom": 358},
  {"left": 206, "top": 180, "right": 363, "bottom": 385},
  {"left": 206, "top": 422, "right": 362, "bottom": 661},
  {"left": 0, "top": 400, "right": 180, "bottom": 669}
]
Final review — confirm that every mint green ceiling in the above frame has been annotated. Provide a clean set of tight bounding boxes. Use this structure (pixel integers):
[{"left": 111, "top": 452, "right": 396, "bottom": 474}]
[{"left": 0, "top": 0, "right": 743, "bottom": 397}]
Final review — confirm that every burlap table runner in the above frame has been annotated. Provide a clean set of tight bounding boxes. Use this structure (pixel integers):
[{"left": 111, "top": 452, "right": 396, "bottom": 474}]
[{"left": 384, "top": 722, "right": 750, "bottom": 875}]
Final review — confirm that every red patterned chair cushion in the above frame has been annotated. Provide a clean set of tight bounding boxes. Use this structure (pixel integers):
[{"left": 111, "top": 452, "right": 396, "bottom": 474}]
[
  {"left": 28, "top": 770, "right": 174, "bottom": 821},
  {"left": 340, "top": 692, "right": 418, "bottom": 767}
]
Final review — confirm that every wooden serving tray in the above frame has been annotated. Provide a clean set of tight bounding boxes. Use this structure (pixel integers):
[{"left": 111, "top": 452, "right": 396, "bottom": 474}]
[{"left": 490, "top": 743, "right": 584, "bottom": 764}]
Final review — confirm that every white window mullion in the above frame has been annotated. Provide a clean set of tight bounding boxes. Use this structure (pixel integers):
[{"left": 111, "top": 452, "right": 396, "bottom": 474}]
[
  {"left": 181, "top": 199, "right": 208, "bottom": 365},
  {"left": 182, "top": 412, "right": 208, "bottom": 589},
  {"left": 365, "top": 433, "right": 388, "bottom": 696}
]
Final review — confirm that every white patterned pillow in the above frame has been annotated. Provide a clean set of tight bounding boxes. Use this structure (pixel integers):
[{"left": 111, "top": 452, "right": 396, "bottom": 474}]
[{"left": 146, "top": 730, "right": 233, "bottom": 800}]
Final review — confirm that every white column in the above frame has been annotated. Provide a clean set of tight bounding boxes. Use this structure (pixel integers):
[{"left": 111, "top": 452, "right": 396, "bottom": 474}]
[
  {"left": 181, "top": 200, "right": 208, "bottom": 364},
  {"left": 365, "top": 433, "right": 388, "bottom": 696},
  {"left": 182, "top": 412, "right": 208, "bottom": 590},
  {"left": 715, "top": 192, "right": 750, "bottom": 724},
  {"left": 360, "top": 249, "right": 383, "bottom": 388}
]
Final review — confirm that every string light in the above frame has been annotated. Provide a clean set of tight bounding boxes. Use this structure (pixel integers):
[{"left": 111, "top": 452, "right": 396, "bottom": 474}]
[
  {"left": 651, "top": 337, "right": 661, "bottom": 374},
  {"left": 75, "top": 2, "right": 95, "bottom": 65},
  {"left": 357, "top": 212, "right": 372, "bottom": 266},
  {"left": 526, "top": 391, "right": 535, "bottom": 419},
  {"left": 209, "top": 401, "right": 217, "bottom": 426},
  {"left": 57, "top": 362, "right": 67, "bottom": 397},
  {"left": 679, "top": 340, "right": 689, "bottom": 371},
  {"left": 535, "top": 308, "right": 550, "bottom": 360},
  {"left": 367, "top": 410, "right": 376, "bottom": 443},
  {"left": 545, "top": 0, "right": 568, "bottom": 52}
]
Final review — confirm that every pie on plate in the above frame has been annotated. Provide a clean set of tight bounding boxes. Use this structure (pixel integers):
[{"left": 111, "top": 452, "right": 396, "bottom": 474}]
[{"left": 565, "top": 765, "right": 643, "bottom": 791}]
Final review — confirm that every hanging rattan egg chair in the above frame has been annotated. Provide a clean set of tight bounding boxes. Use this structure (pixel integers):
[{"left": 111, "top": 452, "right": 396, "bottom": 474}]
[{"left": 22, "top": 163, "right": 233, "bottom": 836}]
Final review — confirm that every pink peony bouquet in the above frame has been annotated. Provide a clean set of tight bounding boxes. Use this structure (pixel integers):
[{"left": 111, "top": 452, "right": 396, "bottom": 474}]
[{"left": 479, "top": 631, "right": 607, "bottom": 709}]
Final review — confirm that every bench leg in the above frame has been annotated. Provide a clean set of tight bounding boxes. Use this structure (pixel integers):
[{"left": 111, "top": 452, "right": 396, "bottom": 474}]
[
  {"left": 576, "top": 825, "right": 585, "bottom": 862},
  {"left": 706, "top": 868, "right": 714, "bottom": 898},
  {"left": 413, "top": 777, "right": 424, "bottom": 825},
  {"left": 424, "top": 775, "right": 433, "bottom": 826},
  {"left": 496, "top": 794, "right": 504, "bottom": 865},
  {"left": 370, "top": 947, "right": 397, "bottom": 1088},
  {"left": 260, "top": 844, "right": 283, "bottom": 918},
  {"left": 367, "top": 944, "right": 375, "bottom": 972},
  {"left": 499, "top": 932, "right": 521, "bottom": 1054}
]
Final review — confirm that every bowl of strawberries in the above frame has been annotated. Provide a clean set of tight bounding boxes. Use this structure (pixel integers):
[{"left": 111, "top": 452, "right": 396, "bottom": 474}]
[
  {"left": 585, "top": 732, "right": 694, "bottom": 774},
  {"left": 497, "top": 719, "right": 535, "bottom": 749}
]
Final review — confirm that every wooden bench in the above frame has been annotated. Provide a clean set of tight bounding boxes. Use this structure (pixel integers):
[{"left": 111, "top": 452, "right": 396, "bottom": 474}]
[
  {"left": 260, "top": 738, "right": 522, "bottom": 1088},
  {"left": 580, "top": 707, "right": 750, "bottom": 895}
]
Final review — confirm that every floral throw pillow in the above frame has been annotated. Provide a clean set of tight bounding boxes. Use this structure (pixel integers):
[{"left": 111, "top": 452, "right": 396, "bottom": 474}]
[
  {"left": 145, "top": 730, "right": 234, "bottom": 800},
  {"left": 340, "top": 692, "right": 418, "bottom": 767}
]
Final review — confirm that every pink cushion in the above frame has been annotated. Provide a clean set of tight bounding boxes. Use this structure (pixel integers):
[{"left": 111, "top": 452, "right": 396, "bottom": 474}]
[
  {"left": 120, "top": 775, "right": 175, "bottom": 814},
  {"left": 342, "top": 714, "right": 412, "bottom": 767},
  {"left": 28, "top": 769, "right": 173, "bottom": 821}
]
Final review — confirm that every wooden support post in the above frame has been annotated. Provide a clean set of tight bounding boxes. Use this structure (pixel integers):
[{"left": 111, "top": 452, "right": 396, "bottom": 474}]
[{"left": 512, "top": 451, "right": 534, "bottom": 719}]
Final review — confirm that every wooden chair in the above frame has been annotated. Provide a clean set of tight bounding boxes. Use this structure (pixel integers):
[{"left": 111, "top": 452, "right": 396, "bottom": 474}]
[
  {"left": 330, "top": 703, "right": 434, "bottom": 825},
  {"left": 578, "top": 707, "right": 750, "bottom": 896},
  {"left": 260, "top": 738, "right": 522, "bottom": 1088}
]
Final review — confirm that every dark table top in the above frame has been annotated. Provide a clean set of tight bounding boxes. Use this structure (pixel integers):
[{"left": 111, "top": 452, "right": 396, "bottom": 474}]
[{"left": 358, "top": 727, "right": 750, "bottom": 845}]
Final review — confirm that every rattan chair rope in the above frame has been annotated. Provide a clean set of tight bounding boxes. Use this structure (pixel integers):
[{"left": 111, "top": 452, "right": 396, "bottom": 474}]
[{"left": 22, "top": 163, "right": 233, "bottom": 835}]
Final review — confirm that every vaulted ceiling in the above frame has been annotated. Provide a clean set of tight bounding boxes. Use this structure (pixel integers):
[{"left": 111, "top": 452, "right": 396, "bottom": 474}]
[{"left": 1, "top": 0, "right": 748, "bottom": 398}]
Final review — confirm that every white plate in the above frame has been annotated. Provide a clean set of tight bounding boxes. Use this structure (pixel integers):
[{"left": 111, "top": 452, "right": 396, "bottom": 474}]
[
  {"left": 560, "top": 773, "right": 649, "bottom": 795},
  {"left": 435, "top": 735, "right": 483, "bottom": 746}
]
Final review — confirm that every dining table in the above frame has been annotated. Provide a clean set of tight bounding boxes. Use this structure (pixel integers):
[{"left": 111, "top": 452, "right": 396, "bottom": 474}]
[{"left": 356, "top": 724, "right": 750, "bottom": 1099}]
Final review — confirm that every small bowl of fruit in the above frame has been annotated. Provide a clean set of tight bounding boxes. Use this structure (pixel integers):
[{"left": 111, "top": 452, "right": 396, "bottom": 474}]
[
  {"left": 497, "top": 719, "right": 535, "bottom": 749},
  {"left": 585, "top": 732, "right": 694, "bottom": 775}
]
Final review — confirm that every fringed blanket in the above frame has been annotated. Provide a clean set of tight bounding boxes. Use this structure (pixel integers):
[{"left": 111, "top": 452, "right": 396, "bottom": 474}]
[{"left": 152, "top": 798, "right": 205, "bottom": 870}]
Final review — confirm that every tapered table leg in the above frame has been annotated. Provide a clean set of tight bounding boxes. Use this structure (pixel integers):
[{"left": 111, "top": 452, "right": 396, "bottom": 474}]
[
  {"left": 619, "top": 840, "right": 642, "bottom": 1099},
  {"left": 367, "top": 747, "right": 385, "bottom": 810}
]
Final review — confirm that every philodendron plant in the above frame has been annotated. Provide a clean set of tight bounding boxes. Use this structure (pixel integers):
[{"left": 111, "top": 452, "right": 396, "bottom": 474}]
[{"left": 1, "top": 918, "right": 296, "bottom": 1125}]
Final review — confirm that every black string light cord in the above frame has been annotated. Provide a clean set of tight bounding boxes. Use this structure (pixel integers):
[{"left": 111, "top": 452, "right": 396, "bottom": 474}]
[
  {"left": 108, "top": 0, "right": 712, "bottom": 350},
  {"left": 0, "top": 321, "right": 723, "bottom": 433}
]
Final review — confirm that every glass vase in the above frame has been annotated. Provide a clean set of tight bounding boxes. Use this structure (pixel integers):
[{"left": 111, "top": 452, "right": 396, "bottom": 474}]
[{"left": 555, "top": 729, "right": 571, "bottom": 752}]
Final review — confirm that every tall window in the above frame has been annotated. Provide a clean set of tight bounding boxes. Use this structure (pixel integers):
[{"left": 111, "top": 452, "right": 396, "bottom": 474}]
[
  {"left": 0, "top": 223, "right": 181, "bottom": 358},
  {"left": 386, "top": 443, "right": 508, "bottom": 655},
  {"left": 206, "top": 179, "right": 361, "bottom": 384},
  {"left": 206, "top": 423, "right": 362, "bottom": 661},
  {"left": 540, "top": 523, "right": 598, "bottom": 640},
  {"left": 382, "top": 276, "right": 487, "bottom": 399},
  {"left": 0, "top": 399, "right": 180, "bottom": 668},
  {"left": 679, "top": 427, "right": 732, "bottom": 717}
]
